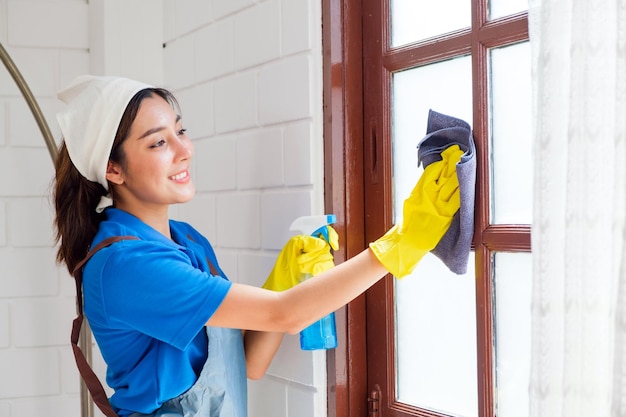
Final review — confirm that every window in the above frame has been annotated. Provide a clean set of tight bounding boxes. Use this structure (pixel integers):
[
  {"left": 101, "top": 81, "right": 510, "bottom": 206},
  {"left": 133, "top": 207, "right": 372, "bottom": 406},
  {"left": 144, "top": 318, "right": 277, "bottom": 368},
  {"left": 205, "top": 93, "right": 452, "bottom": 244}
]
[{"left": 323, "top": 1, "right": 531, "bottom": 417}]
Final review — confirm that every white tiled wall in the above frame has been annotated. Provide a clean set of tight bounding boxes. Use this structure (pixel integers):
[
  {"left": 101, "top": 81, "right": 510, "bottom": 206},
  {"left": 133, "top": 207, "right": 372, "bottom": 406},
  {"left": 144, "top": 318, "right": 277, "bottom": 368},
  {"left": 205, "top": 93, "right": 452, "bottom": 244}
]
[
  {"left": 1, "top": 0, "right": 327, "bottom": 416},
  {"left": 164, "top": 2, "right": 327, "bottom": 416},
  {"left": 0, "top": 0, "right": 90, "bottom": 415}
]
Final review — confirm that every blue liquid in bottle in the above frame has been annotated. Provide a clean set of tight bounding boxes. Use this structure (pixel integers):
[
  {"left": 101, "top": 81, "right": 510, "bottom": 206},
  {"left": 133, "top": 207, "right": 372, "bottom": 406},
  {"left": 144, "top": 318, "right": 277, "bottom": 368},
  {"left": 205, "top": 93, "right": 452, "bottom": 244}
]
[
  {"left": 298, "top": 272, "right": 337, "bottom": 350},
  {"left": 300, "top": 312, "right": 337, "bottom": 350}
]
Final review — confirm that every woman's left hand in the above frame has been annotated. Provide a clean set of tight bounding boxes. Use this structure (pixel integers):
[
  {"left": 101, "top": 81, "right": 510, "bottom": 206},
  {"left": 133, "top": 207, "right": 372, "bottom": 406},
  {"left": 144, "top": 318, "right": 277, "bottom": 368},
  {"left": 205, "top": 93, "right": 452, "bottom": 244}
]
[{"left": 262, "top": 227, "right": 338, "bottom": 291}]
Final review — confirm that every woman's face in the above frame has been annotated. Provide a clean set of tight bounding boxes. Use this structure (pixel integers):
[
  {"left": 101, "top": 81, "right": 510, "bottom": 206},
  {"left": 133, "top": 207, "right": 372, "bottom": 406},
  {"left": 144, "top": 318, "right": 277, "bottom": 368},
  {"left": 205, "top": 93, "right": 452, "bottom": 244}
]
[{"left": 106, "top": 95, "right": 195, "bottom": 216}]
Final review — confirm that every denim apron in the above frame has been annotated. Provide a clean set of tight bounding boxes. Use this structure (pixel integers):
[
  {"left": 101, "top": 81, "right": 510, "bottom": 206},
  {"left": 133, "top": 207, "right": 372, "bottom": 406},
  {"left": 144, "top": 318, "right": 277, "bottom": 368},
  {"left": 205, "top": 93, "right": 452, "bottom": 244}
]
[{"left": 130, "top": 326, "right": 247, "bottom": 417}]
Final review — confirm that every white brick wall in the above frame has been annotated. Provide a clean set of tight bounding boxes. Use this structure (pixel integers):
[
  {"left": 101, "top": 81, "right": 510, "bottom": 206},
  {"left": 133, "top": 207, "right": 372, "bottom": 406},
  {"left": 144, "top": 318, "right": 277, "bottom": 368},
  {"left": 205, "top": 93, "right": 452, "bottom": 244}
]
[
  {"left": 1, "top": 0, "right": 326, "bottom": 416},
  {"left": 168, "top": 1, "right": 328, "bottom": 415},
  {"left": 1, "top": 0, "right": 88, "bottom": 414}
]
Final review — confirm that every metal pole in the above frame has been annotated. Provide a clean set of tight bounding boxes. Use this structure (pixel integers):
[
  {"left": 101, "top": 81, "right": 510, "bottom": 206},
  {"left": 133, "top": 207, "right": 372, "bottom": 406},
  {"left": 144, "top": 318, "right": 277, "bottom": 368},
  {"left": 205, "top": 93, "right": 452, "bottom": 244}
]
[
  {"left": 0, "top": 41, "right": 94, "bottom": 417},
  {"left": 0, "top": 42, "right": 57, "bottom": 161}
]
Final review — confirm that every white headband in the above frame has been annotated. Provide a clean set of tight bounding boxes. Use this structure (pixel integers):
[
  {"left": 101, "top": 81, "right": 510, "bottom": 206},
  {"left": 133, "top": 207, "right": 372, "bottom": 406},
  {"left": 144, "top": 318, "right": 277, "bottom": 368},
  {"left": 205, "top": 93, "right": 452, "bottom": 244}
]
[{"left": 56, "top": 75, "right": 153, "bottom": 212}]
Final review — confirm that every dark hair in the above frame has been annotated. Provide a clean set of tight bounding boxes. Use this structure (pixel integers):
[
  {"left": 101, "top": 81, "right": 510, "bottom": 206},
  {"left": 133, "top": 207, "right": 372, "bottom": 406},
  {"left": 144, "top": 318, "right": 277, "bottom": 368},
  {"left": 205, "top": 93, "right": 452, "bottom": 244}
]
[{"left": 54, "top": 88, "right": 179, "bottom": 273}]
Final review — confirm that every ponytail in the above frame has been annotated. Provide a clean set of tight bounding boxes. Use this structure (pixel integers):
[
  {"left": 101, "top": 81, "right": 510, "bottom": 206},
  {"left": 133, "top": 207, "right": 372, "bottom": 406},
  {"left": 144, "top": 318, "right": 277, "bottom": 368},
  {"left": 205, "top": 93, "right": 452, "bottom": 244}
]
[{"left": 53, "top": 141, "right": 107, "bottom": 273}]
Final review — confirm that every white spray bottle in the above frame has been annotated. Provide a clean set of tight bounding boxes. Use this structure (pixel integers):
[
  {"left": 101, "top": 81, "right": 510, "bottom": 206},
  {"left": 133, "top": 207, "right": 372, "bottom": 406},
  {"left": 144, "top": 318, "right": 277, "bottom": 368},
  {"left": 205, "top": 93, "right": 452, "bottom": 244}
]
[{"left": 290, "top": 214, "right": 338, "bottom": 350}]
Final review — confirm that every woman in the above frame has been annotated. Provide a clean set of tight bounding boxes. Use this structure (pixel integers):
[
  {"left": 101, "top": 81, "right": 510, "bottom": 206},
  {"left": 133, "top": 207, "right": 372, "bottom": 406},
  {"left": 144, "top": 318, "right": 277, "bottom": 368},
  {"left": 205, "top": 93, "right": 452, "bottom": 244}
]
[{"left": 53, "top": 75, "right": 461, "bottom": 417}]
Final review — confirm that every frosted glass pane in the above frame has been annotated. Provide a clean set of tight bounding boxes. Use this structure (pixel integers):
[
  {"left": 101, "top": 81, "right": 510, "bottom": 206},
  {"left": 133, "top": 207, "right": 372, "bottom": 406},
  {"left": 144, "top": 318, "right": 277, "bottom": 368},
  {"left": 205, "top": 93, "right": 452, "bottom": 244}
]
[
  {"left": 395, "top": 254, "right": 477, "bottom": 417},
  {"left": 392, "top": 56, "right": 472, "bottom": 215},
  {"left": 489, "top": 0, "right": 528, "bottom": 20},
  {"left": 390, "top": 0, "right": 471, "bottom": 47},
  {"left": 393, "top": 56, "right": 476, "bottom": 417},
  {"left": 493, "top": 253, "right": 532, "bottom": 417},
  {"left": 489, "top": 42, "right": 532, "bottom": 224}
]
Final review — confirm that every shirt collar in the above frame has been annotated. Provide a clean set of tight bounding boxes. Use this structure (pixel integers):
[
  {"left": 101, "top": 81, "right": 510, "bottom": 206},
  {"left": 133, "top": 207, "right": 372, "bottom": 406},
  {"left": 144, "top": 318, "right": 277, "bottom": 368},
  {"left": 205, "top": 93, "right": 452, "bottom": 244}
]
[{"left": 102, "top": 208, "right": 179, "bottom": 248}]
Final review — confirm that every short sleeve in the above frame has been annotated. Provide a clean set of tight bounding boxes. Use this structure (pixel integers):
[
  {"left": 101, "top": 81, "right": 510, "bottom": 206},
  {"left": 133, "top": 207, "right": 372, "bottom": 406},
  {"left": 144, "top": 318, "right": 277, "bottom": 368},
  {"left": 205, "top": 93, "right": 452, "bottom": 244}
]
[{"left": 92, "top": 240, "right": 232, "bottom": 350}]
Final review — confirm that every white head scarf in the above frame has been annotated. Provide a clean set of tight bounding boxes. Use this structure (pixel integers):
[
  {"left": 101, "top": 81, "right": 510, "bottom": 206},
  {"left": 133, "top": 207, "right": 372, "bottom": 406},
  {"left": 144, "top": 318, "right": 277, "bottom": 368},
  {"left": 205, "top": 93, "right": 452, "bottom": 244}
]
[{"left": 56, "top": 75, "right": 153, "bottom": 212}]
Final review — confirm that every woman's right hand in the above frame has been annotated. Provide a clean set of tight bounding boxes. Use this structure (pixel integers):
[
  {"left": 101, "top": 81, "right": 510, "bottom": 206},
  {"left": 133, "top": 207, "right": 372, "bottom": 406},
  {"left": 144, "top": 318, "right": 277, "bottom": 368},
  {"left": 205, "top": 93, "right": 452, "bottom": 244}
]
[{"left": 369, "top": 145, "right": 463, "bottom": 278}]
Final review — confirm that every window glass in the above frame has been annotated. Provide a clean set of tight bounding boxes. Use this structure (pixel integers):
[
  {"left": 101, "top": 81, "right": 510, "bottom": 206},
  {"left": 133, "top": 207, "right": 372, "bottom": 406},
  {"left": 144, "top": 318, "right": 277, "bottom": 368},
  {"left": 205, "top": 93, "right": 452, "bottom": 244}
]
[
  {"left": 489, "top": 41, "right": 532, "bottom": 224},
  {"left": 393, "top": 56, "right": 477, "bottom": 417},
  {"left": 395, "top": 253, "right": 477, "bottom": 416},
  {"left": 390, "top": 0, "right": 471, "bottom": 48},
  {"left": 489, "top": 0, "right": 528, "bottom": 20},
  {"left": 392, "top": 56, "right": 473, "bottom": 213},
  {"left": 493, "top": 252, "right": 532, "bottom": 417}
]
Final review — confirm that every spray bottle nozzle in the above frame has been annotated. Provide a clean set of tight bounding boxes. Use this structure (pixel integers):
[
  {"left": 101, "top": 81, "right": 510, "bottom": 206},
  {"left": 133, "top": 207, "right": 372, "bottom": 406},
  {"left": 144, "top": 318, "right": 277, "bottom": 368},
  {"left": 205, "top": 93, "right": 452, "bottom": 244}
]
[{"left": 289, "top": 214, "right": 336, "bottom": 244}]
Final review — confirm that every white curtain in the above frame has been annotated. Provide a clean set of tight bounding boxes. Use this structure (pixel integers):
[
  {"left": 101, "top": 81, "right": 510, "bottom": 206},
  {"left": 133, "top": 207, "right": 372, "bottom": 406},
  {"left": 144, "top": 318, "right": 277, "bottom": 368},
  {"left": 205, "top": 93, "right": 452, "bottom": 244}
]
[{"left": 529, "top": 0, "right": 626, "bottom": 416}]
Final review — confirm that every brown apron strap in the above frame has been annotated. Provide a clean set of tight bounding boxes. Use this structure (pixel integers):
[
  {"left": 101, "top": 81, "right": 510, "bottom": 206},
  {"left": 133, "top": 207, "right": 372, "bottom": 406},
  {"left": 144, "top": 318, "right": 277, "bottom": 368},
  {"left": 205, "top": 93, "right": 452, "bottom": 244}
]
[
  {"left": 185, "top": 233, "right": 220, "bottom": 276},
  {"left": 207, "top": 258, "right": 220, "bottom": 276},
  {"left": 71, "top": 236, "right": 139, "bottom": 417}
]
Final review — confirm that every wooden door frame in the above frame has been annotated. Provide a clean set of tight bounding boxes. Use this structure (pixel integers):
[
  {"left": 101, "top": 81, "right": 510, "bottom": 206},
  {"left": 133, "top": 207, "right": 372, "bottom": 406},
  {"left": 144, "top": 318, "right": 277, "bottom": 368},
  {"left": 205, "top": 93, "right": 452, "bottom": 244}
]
[{"left": 322, "top": 0, "right": 369, "bottom": 416}]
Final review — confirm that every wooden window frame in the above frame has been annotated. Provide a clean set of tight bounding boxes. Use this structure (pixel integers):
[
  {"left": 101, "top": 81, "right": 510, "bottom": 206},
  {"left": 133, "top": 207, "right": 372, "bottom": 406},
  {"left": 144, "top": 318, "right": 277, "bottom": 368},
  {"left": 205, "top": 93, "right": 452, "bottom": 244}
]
[
  {"left": 322, "top": 1, "right": 368, "bottom": 416},
  {"left": 322, "top": 1, "right": 530, "bottom": 416}
]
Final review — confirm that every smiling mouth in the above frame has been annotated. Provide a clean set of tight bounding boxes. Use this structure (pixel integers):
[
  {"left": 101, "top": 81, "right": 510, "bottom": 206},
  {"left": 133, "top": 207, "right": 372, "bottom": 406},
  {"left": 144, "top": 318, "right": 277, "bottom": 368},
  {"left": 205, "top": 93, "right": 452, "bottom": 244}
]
[{"left": 169, "top": 171, "right": 189, "bottom": 181}]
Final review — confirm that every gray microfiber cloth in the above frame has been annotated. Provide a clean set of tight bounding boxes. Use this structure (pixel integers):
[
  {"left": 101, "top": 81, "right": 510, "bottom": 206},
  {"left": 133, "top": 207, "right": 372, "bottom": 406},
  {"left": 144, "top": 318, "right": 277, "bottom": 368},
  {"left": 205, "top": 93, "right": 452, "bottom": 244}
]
[{"left": 417, "top": 109, "right": 476, "bottom": 275}]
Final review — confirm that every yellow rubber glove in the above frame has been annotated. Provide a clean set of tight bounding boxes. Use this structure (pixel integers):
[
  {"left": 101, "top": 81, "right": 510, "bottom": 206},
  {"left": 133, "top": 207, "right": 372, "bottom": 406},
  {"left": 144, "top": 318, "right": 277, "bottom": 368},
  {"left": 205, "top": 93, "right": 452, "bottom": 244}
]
[
  {"left": 369, "top": 145, "right": 464, "bottom": 278},
  {"left": 262, "top": 226, "right": 339, "bottom": 291}
]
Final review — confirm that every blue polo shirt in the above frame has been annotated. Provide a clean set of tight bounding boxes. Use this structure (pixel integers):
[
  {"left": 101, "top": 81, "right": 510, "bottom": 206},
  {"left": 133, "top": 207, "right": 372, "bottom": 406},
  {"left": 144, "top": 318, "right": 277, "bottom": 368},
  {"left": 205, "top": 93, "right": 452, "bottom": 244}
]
[{"left": 82, "top": 208, "right": 233, "bottom": 416}]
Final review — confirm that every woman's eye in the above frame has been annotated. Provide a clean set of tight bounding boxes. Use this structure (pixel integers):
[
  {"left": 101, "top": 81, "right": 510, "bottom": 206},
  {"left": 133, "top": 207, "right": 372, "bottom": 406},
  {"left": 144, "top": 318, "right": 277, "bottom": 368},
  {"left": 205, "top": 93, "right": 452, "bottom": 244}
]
[
  {"left": 150, "top": 139, "right": 166, "bottom": 148},
  {"left": 177, "top": 128, "right": 187, "bottom": 136}
]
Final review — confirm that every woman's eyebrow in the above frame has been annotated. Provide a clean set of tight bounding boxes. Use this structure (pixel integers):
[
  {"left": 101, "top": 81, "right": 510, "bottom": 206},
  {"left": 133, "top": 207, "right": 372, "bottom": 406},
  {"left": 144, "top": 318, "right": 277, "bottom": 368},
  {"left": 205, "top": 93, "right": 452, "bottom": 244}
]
[{"left": 137, "top": 115, "right": 182, "bottom": 140}]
